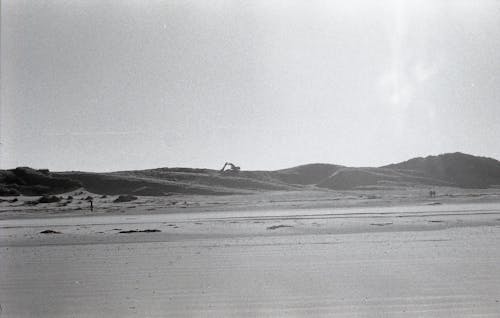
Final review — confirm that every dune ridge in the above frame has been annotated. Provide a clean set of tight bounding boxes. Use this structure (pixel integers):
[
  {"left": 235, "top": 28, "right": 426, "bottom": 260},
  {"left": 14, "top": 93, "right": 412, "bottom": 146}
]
[{"left": 1, "top": 152, "right": 499, "bottom": 196}]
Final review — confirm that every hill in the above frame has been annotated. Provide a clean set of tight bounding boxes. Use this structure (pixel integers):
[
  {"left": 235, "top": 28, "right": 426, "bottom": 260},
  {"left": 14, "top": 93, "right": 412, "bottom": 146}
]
[
  {"left": 317, "top": 153, "right": 500, "bottom": 190},
  {"left": 316, "top": 167, "right": 454, "bottom": 190},
  {"left": 0, "top": 167, "right": 81, "bottom": 196},
  {"left": 272, "top": 163, "right": 344, "bottom": 185},
  {"left": 0, "top": 152, "right": 499, "bottom": 196},
  {"left": 383, "top": 152, "right": 500, "bottom": 188}
]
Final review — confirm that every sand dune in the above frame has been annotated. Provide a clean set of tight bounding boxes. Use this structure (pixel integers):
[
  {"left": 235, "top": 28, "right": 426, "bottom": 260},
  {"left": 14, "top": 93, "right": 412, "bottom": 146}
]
[{"left": 1, "top": 152, "right": 500, "bottom": 197}]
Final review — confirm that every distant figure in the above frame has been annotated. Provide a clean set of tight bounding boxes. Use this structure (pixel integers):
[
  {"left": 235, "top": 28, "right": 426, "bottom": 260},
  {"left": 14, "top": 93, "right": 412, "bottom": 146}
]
[
  {"left": 429, "top": 190, "right": 436, "bottom": 198},
  {"left": 90, "top": 199, "right": 94, "bottom": 212}
]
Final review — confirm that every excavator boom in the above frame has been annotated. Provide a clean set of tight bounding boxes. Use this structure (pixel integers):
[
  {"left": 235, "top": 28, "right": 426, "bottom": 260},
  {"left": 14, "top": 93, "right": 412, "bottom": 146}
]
[{"left": 220, "top": 162, "right": 240, "bottom": 173}]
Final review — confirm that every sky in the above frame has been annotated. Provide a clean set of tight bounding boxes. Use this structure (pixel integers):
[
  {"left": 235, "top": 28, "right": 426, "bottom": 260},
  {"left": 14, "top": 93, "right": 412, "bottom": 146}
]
[{"left": 1, "top": 0, "right": 500, "bottom": 172}]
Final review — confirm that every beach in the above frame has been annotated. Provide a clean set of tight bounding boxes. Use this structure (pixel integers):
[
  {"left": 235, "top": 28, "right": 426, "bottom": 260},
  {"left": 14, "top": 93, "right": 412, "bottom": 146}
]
[{"left": 1, "top": 198, "right": 500, "bottom": 317}]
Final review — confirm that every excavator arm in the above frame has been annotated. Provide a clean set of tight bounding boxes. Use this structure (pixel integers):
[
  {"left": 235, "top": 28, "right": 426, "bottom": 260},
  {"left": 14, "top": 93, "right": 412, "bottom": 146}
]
[
  {"left": 220, "top": 162, "right": 240, "bottom": 173},
  {"left": 220, "top": 162, "right": 229, "bottom": 172}
]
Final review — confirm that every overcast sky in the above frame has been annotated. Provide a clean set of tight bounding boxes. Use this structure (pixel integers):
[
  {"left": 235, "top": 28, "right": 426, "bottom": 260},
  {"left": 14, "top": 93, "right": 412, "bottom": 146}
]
[{"left": 1, "top": 0, "right": 500, "bottom": 172}]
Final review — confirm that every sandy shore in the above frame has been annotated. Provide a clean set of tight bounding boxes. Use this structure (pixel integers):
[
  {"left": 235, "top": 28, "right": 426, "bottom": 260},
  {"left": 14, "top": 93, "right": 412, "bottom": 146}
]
[
  {"left": 1, "top": 200, "right": 500, "bottom": 317},
  {"left": 1, "top": 187, "right": 500, "bottom": 220}
]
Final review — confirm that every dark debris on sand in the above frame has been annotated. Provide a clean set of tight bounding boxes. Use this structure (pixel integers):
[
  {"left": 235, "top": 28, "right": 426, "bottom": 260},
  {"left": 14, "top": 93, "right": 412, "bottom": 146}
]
[
  {"left": 40, "top": 229, "right": 62, "bottom": 234},
  {"left": 267, "top": 225, "right": 293, "bottom": 230},
  {"left": 118, "top": 229, "right": 161, "bottom": 234},
  {"left": 113, "top": 195, "right": 138, "bottom": 203}
]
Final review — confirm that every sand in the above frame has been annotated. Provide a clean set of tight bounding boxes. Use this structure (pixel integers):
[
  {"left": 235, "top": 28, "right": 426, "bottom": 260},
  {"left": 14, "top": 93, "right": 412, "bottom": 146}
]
[
  {"left": 1, "top": 199, "right": 500, "bottom": 317},
  {"left": 1, "top": 187, "right": 500, "bottom": 219}
]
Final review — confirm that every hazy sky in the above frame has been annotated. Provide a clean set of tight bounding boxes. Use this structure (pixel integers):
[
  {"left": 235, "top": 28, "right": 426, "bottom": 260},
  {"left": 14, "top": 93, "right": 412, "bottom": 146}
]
[{"left": 2, "top": 0, "right": 500, "bottom": 172}]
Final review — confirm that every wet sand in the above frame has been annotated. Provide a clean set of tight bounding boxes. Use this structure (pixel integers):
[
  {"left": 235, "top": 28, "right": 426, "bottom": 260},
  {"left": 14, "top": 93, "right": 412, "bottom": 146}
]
[{"left": 1, "top": 202, "right": 500, "bottom": 317}]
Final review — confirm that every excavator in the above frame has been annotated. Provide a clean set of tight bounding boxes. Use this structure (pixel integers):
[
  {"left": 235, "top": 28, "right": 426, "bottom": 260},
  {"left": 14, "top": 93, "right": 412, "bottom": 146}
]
[{"left": 220, "top": 162, "right": 240, "bottom": 174}]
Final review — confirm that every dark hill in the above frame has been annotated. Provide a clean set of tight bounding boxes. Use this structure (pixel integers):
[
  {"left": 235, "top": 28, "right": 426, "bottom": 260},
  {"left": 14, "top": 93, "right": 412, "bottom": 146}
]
[
  {"left": 0, "top": 167, "right": 81, "bottom": 196},
  {"left": 383, "top": 152, "right": 500, "bottom": 188}
]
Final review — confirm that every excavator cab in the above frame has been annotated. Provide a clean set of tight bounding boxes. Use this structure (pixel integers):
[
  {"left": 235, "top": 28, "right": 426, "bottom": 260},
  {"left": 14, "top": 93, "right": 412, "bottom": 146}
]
[{"left": 220, "top": 162, "right": 240, "bottom": 174}]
